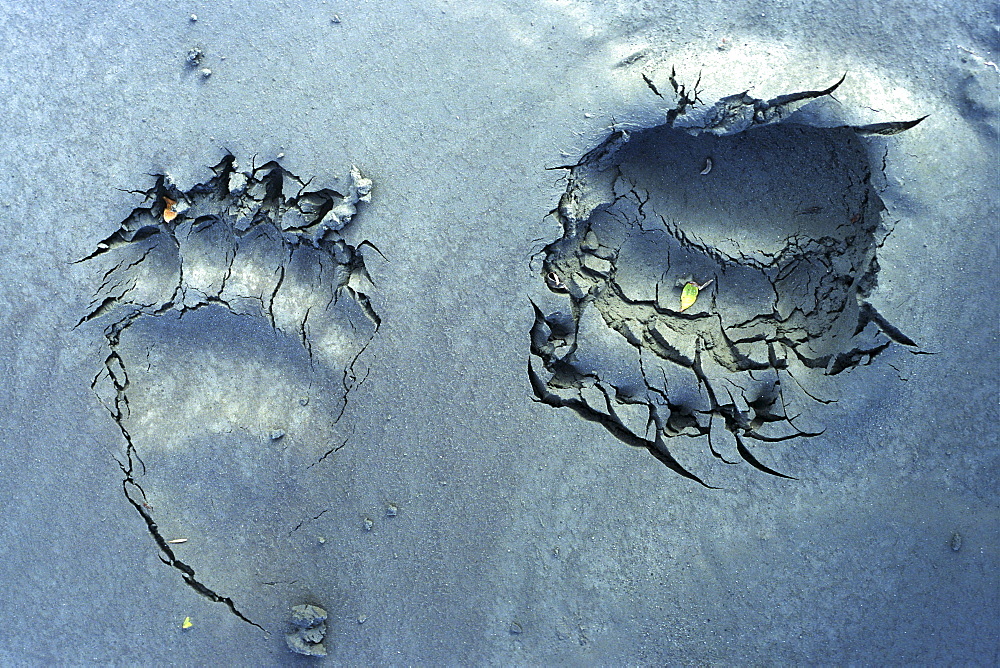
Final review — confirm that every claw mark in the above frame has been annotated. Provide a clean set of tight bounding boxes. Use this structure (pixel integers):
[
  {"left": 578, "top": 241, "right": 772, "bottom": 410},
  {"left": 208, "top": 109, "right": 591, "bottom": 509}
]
[
  {"left": 642, "top": 73, "right": 663, "bottom": 98},
  {"left": 532, "top": 73, "right": 924, "bottom": 483}
]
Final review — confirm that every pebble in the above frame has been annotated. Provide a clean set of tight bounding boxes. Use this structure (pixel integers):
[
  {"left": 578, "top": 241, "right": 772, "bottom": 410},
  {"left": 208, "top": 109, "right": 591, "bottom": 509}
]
[
  {"left": 385, "top": 503, "right": 398, "bottom": 518},
  {"left": 270, "top": 429, "right": 285, "bottom": 441},
  {"left": 363, "top": 517, "right": 374, "bottom": 531},
  {"left": 950, "top": 532, "right": 962, "bottom": 552}
]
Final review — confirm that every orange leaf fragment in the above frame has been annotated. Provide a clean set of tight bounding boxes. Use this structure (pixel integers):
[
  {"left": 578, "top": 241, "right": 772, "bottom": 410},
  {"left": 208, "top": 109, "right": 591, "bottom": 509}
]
[{"left": 162, "top": 196, "right": 178, "bottom": 222}]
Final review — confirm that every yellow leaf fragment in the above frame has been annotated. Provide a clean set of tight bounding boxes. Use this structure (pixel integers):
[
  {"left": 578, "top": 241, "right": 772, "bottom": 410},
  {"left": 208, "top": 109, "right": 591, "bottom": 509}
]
[
  {"left": 679, "top": 282, "right": 700, "bottom": 312},
  {"left": 182, "top": 616, "right": 193, "bottom": 629}
]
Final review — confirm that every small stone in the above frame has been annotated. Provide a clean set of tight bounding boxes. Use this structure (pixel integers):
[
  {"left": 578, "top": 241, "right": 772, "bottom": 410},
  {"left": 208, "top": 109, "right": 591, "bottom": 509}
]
[
  {"left": 317, "top": 536, "right": 326, "bottom": 545},
  {"left": 269, "top": 429, "right": 285, "bottom": 441},
  {"left": 385, "top": 503, "right": 398, "bottom": 518},
  {"left": 189, "top": 13, "right": 198, "bottom": 22},
  {"left": 199, "top": 67, "right": 212, "bottom": 78},
  {"left": 277, "top": 152, "right": 285, "bottom": 159},
  {"left": 186, "top": 47, "right": 204, "bottom": 66},
  {"left": 509, "top": 621, "right": 523, "bottom": 635},
  {"left": 363, "top": 517, "right": 374, "bottom": 531},
  {"left": 357, "top": 614, "right": 367, "bottom": 624},
  {"left": 950, "top": 532, "right": 962, "bottom": 552},
  {"left": 331, "top": 14, "right": 342, "bottom": 23}
]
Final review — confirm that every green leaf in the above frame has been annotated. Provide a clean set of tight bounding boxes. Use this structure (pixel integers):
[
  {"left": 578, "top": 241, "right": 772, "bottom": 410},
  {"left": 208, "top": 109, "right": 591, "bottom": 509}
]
[{"left": 680, "top": 282, "right": 700, "bottom": 312}]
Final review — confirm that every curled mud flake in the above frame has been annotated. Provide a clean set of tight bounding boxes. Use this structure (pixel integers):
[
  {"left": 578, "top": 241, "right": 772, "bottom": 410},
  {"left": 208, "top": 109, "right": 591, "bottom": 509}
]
[
  {"left": 286, "top": 603, "right": 328, "bottom": 656},
  {"left": 532, "top": 74, "right": 925, "bottom": 483}
]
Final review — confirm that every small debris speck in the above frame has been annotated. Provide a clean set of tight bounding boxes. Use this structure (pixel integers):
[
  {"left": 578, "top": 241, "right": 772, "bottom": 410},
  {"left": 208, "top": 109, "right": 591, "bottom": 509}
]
[
  {"left": 331, "top": 14, "right": 342, "bottom": 24},
  {"left": 950, "top": 532, "right": 962, "bottom": 552},
  {"left": 189, "top": 13, "right": 198, "bottom": 22},
  {"left": 509, "top": 621, "right": 523, "bottom": 635},
  {"left": 357, "top": 614, "right": 367, "bottom": 624},
  {"left": 363, "top": 517, "right": 374, "bottom": 531},
  {"left": 385, "top": 503, "right": 398, "bottom": 518},
  {"left": 298, "top": 396, "right": 309, "bottom": 406},
  {"left": 199, "top": 68, "right": 212, "bottom": 78},
  {"left": 270, "top": 429, "right": 286, "bottom": 441},
  {"left": 186, "top": 47, "right": 204, "bottom": 67}
]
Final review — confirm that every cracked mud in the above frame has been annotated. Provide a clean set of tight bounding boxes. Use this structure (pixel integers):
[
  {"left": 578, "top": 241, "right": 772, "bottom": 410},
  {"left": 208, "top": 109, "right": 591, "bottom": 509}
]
[
  {"left": 77, "top": 155, "right": 380, "bottom": 626},
  {"left": 531, "top": 73, "right": 924, "bottom": 485}
]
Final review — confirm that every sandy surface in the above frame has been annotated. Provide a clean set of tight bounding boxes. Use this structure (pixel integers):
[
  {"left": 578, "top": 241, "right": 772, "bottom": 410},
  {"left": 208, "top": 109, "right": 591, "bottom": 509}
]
[{"left": 0, "top": 0, "right": 996, "bottom": 664}]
